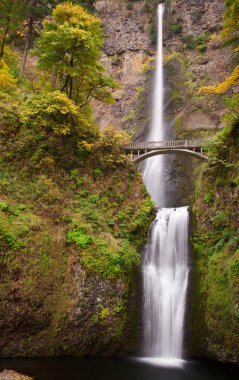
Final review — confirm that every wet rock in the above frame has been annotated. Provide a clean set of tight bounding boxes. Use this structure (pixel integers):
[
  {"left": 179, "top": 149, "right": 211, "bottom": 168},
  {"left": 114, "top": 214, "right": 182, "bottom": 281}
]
[{"left": 0, "top": 370, "right": 32, "bottom": 380}]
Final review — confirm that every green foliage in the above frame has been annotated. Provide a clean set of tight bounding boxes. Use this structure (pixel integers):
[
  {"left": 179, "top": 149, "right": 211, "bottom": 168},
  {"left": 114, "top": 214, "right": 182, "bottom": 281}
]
[
  {"left": 0, "top": 226, "right": 24, "bottom": 251},
  {"left": 204, "top": 187, "right": 214, "bottom": 204},
  {"left": 149, "top": 23, "right": 157, "bottom": 44},
  {"left": 92, "top": 168, "right": 102, "bottom": 178},
  {"left": 0, "top": 0, "right": 27, "bottom": 58},
  {"left": 92, "top": 306, "right": 110, "bottom": 324},
  {"left": 192, "top": 118, "right": 239, "bottom": 354},
  {"left": 211, "top": 211, "right": 229, "bottom": 228},
  {"left": 204, "top": 126, "right": 233, "bottom": 167},
  {"left": 223, "top": 0, "right": 239, "bottom": 49},
  {"left": 182, "top": 33, "right": 210, "bottom": 50},
  {"left": 223, "top": 95, "right": 239, "bottom": 128},
  {"left": 126, "top": 2, "right": 134, "bottom": 11},
  {"left": 0, "top": 202, "right": 8, "bottom": 211},
  {"left": 0, "top": 0, "right": 155, "bottom": 353},
  {"left": 170, "top": 23, "right": 183, "bottom": 34},
  {"left": 80, "top": 238, "right": 140, "bottom": 278},
  {"left": 67, "top": 228, "right": 93, "bottom": 248}
]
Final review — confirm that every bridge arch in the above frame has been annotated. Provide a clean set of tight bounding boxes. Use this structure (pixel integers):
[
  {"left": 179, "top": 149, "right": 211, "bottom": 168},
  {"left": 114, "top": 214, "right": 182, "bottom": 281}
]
[
  {"left": 123, "top": 139, "right": 210, "bottom": 164},
  {"left": 132, "top": 149, "right": 208, "bottom": 164}
]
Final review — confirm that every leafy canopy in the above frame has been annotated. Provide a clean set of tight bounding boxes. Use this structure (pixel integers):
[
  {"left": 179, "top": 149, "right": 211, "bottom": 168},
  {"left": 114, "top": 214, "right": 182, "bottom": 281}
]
[{"left": 34, "top": 2, "right": 116, "bottom": 104}]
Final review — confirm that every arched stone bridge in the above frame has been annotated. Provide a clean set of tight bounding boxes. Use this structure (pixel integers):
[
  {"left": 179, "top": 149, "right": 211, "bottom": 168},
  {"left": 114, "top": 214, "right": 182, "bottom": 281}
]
[{"left": 123, "top": 139, "right": 208, "bottom": 164}]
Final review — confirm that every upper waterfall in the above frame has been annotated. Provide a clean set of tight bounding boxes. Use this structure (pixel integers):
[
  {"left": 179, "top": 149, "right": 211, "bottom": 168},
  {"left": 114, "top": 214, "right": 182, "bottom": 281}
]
[
  {"left": 150, "top": 4, "right": 164, "bottom": 141},
  {"left": 141, "top": 4, "right": 165, "bottom": 207}
]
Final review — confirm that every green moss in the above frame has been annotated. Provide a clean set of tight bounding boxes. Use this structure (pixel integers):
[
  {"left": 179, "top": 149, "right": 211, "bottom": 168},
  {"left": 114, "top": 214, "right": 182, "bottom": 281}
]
[{"left": 80, "top": 238, "right": 140, "bottom": 279}]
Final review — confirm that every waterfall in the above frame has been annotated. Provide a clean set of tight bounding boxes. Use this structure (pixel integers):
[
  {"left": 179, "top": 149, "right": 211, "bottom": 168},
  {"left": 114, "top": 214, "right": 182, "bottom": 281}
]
[
  {"left": 141, "top": 3, "right": 165, "bottom": 207},
  {"left": 141, "top": 4, "right": 189, "bottom": 365},
  {"left": 143, "top": 208, "right": 189, "bottom": 361}
]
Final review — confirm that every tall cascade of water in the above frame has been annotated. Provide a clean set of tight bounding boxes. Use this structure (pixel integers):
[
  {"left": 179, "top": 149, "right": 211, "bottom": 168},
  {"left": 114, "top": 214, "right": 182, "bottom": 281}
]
[{"left": 141, "top": 4, "right": 189, "bottom": 364}]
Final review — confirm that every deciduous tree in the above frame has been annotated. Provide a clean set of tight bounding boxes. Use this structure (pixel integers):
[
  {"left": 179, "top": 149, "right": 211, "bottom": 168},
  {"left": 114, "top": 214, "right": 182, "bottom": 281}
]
[
  {"left": 0, "top": 0, "right": 27, "bottom": 60},
  {"left": 34, "top": 2, "right": 115, "bottom": 104}
]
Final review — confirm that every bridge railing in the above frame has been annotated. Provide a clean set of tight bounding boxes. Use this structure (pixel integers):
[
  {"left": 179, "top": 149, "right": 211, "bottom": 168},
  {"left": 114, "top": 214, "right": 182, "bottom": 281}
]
[{"left": 123, "top": 139, "right": 206, "bottom": 151}]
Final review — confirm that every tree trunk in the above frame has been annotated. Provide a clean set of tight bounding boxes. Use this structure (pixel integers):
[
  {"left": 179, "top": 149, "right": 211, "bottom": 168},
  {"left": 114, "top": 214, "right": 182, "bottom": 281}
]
[
  {"left": 19, "top": 15, "right": 33, "bottom": 80},
  {"left": 0, "top": 0, "right": 14, "bottom": 60}
]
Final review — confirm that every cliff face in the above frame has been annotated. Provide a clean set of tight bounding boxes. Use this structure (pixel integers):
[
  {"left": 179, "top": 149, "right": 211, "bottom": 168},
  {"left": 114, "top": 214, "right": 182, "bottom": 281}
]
[
  {"left": 94, "top": 0, "right": 230, "bottom": 135},
  {"left": 164, "top": 0, "right": 229, "bottom": 132},
  {"left": 161, "top": 0, "right": 231, "bottom": 207},
  {"left": 93, "top": 0, "right": 153, "bottom": 132}
]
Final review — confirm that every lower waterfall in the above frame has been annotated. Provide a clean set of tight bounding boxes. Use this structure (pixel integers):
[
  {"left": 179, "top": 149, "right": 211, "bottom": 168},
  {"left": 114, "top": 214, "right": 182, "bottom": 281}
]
[{"left": 142, "top": 207, "right": 189, "bottom": 362}]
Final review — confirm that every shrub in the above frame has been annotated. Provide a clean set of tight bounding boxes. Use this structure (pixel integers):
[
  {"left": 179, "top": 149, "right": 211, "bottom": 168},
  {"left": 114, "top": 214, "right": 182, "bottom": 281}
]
[
  {"left": 204, "top": 188, "right": 214, "bottom": 204},
  {"left": 0, "top": 60, "right": 17, "bottom": 91},
  {"left": 183, "top": 33, "right": 209, "bottom": 50},
  {"left": 212, "top": 211, "right": 229, "bottom": 228},
  {"left": 20, "top": 91, "right": 79, "bottom": 136},
  {"left": 35, "top": 175, "right": 60, "bottom": 202},
  {"left": 67, "top": 228, "right": 93, "bottom": 249},
  {"left": 149, "top": 23, "right": 157, "bottom": 44},
  {"left": 91, "top": 126, "right": 129, "bottom": 169},
  {"left": 127, "top": 2, "right": 133, "bottom": 10},
  {"left": 170, "top": 23, "right": 183, "bottom": 34}
]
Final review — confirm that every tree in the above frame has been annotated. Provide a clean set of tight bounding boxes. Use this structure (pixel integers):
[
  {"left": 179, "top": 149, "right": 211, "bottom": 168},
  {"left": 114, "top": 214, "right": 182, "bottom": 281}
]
[
  {"left": 19, "top": 0, "right": 62, "bottom": 80},
  {"left": 34, "top": 2, "right": 115, "bottom": 105},
  {"left": 0, "top": 0, "right": 27, "bottom": 60}
]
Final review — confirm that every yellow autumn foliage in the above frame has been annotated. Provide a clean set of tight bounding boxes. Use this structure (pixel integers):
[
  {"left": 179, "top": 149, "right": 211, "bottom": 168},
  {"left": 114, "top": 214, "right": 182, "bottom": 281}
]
[
  {"left": 199, "top": 64, "right": 239, "bottom": 94},
  {"left": 0, "top": 59, "right": 17, "bottom": 90}
]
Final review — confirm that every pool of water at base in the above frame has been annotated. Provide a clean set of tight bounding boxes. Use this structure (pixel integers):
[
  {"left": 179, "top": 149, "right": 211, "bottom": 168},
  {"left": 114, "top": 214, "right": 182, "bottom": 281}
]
[{"left": 1, "top": 357, "right": 239, "bottom": 380}]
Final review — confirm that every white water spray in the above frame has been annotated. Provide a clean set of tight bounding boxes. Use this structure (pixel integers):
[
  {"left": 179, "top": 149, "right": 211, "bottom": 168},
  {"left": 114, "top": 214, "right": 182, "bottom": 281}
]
[{"left": 141, "top": 4, "right": 189, "bottom": 364}]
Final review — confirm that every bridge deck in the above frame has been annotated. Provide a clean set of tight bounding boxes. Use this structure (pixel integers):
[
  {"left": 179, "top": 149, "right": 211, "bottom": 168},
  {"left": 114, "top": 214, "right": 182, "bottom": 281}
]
[{"left": 123, "top": 139, "right": 205, "bottom": 151}]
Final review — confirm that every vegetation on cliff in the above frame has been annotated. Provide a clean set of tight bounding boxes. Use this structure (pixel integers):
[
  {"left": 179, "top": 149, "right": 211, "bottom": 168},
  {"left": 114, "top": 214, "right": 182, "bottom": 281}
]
[
  {"left": 199, "top": 0, "right": 239, "bottom": 95},
  {"left": 191, "top": 118, "right": 239, "bottom": 361},
  {"left": 0, "top": 2, "right": 154, "bottom": 356},
  {"left": 190, "top": 0, "right": 239, "bottom": 361}
]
